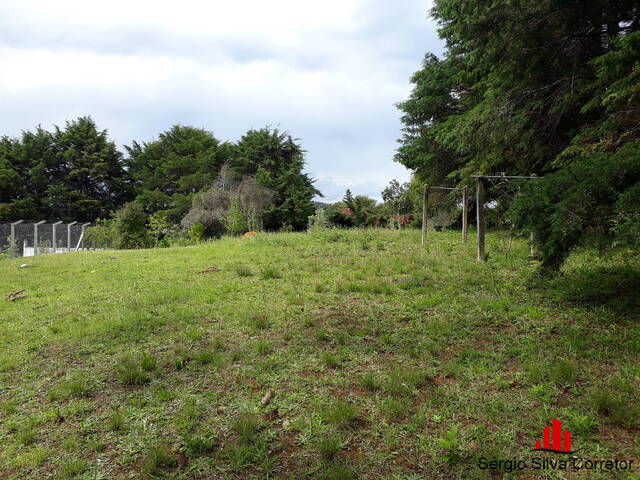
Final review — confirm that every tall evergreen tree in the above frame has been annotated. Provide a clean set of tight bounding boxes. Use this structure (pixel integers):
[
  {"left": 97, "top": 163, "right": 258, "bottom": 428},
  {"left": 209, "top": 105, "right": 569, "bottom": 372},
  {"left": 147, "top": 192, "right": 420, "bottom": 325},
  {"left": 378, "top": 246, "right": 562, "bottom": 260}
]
[
  {"left": 232, "top": 128, "right": 319, "bottom": 231},
  {"left": 126, "top": 125, "right": 232, "bottom": 222},
  {"left": 0, "top": 117, "right": 130, "bottom": 222},
  {"left": 397, "top": 0, "right": 640, "bottom": 267}
]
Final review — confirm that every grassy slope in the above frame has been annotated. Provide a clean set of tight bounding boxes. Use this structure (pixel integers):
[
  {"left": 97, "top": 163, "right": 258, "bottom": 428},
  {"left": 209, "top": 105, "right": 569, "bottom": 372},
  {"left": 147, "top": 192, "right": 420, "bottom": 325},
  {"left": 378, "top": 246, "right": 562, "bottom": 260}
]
[{"left": 0, "top": 229, "right": 638, "bottom": 480}]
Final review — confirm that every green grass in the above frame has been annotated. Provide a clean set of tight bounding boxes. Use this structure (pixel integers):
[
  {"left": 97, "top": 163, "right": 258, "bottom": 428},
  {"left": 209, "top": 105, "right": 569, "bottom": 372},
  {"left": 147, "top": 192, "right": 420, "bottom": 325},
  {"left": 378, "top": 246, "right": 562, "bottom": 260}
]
[{"left": 0, "top": 228, "right": 639, "bottom": 479}]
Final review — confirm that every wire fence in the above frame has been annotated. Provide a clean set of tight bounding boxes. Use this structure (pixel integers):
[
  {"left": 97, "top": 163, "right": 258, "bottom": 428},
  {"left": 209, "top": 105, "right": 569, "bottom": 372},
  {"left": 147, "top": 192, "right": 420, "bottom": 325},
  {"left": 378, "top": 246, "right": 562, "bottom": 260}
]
[{"left": 0, "top": 221, "right": 95, "bottom": 257}]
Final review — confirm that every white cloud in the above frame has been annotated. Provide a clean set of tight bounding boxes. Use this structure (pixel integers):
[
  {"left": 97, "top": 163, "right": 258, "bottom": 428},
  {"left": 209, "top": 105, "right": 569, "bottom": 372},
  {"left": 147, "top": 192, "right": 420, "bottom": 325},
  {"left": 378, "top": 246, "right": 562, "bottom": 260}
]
[{"left": 0, "top": 0, "right": 442, "bottom": 199}]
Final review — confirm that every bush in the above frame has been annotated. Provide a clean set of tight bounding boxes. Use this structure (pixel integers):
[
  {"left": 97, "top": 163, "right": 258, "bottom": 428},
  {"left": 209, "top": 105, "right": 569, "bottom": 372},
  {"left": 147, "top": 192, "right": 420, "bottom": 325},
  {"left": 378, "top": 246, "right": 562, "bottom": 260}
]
[
  {"left": 225, "top": 200, "right": 248, "bottom": 235},
  {"left": 188, "top": 222, "right": 205, "bottom": 242},
  {"left": 113, "top": 201, "right": 152, "bottom": 249},
  {"left": 308, "top": 208, "right": 330, "bottom": 230},
  {"left": 84, "top": 218, "right": 118, "bottom": 249},
  {"left": 88, "top": 202, "right": 153, "bottom": 249}
]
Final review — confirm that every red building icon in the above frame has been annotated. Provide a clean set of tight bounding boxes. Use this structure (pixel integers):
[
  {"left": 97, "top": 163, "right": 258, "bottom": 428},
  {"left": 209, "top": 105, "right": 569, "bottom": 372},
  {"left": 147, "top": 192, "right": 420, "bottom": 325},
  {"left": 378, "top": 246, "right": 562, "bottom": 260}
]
[{"left": 533, "top": 418, "right": 573, "bottom": 453}]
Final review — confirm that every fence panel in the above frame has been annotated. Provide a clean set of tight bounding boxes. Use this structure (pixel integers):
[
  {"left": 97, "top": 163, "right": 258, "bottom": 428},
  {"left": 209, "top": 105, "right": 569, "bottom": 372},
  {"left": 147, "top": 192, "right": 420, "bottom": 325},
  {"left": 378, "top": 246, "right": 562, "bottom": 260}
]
[{"left": 0, "top": 222, "right": 91, "bottom": 257}]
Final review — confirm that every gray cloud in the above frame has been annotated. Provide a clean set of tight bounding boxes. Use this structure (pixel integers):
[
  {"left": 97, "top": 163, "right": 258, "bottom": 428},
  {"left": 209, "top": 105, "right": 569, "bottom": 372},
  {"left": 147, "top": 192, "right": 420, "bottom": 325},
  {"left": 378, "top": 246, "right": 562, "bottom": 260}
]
[{"left": 0, "top": 0, "right": 443, "bottom": 201}]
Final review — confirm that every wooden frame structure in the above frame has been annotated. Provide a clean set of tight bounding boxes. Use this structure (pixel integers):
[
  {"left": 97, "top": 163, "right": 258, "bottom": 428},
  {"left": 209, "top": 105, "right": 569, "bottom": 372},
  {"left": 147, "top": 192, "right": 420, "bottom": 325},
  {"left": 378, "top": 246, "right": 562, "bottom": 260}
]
[
  {"left": 421, "top": 186, "right": 469, "bottom": 246},
  {"left": 472, "top": 175, "right": 541, "bottom": 261}
]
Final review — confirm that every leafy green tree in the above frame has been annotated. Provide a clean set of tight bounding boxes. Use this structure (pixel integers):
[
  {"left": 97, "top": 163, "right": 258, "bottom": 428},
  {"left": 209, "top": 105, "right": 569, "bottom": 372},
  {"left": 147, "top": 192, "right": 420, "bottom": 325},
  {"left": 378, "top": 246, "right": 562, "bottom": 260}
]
[
  {"left": 126, "top": 125, "right": 232, "bottom": 222},
  {"left": 330, "top": 190, "right": 379, "bottom": 227},
  {"left": 381, "top": 180, "right": 411, "bottom": 229},
  {"left": 232, "top": 128, "right": 319, "bottom": 230},
  {"left": 326, "top": 202, "right": 354, "bottom": 228}
]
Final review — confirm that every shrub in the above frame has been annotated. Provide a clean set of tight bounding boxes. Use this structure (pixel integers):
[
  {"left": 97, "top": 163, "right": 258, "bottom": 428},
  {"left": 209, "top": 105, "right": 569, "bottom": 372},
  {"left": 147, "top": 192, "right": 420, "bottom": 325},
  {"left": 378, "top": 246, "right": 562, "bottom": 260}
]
[
  {"left": 308, "top": 208, "right": 330, "bottom": 230},
  {"left": 113, "top": 201, "right": 152, "bottom": 249},
  {"left": 225, "top": 200, "right": 248, "bottom": 235},
  {"left": 437, "top": 424, "right": 462, "bottom": 465},
  {"left": 188, "top": 222, "right": 205, "bottom": 242},
  {"left": 509, "top": 144, "right": 640, "bottom": 269}
]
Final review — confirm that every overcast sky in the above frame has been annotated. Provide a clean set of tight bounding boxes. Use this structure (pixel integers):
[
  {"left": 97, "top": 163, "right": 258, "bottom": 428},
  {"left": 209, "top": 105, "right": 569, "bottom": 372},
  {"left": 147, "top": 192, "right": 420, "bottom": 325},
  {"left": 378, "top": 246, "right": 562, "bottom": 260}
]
[{"left": 0, "top": 0, "right": 443, "bottom": 202}]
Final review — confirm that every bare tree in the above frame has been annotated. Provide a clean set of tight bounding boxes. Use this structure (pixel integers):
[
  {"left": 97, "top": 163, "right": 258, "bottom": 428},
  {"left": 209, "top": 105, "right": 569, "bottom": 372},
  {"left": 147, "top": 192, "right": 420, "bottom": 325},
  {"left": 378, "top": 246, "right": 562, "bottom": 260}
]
[
  {"left": 237, "top": 177, "right": 275, "bottom": 231},
  {"left": 181, "top": 187, "right": 231, "bottom": 236},
  {"left": 181, "top": 167, "right": 275, "bottom": 236}
]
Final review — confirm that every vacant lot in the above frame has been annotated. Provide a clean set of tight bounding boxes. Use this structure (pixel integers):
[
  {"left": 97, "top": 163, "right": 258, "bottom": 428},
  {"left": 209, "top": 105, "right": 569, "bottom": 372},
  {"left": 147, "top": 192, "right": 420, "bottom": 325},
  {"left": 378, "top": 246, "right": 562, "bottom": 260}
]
[{"left": 0, "top": 229, "right": 638, "bottom": 479}]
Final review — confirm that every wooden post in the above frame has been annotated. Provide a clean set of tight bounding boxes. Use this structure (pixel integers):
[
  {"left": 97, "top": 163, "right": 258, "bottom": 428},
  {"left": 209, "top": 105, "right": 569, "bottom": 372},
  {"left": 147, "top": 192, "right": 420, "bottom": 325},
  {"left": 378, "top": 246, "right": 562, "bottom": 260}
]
[
  {"left": 462, "top": 186, "right": 468, "bottom": 243},
  {"left": 476, "top": 178, "right": 486, "bottom": 261},
  {"left": 421, "top": 186, "right": 428, "bottom": 246}
]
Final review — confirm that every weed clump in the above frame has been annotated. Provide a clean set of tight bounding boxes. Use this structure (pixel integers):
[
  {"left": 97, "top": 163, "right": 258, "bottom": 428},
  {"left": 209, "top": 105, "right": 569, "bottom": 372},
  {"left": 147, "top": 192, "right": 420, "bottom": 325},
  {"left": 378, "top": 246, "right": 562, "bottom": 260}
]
[
  {"left": 315, "top": 433, "right": 343, "bottom": 461},
  {"left": 17, "top": 427, "right": 37, "bottom": 446},
  {"left": 260, "top": 265, "right": 282, "bottom": 279},
  {"left": 59, "top": 458, "right": 87, "bottom": 480},
  {"left": 321, "top": 352, "right": 344, "bottom": 369},
  {"left": 360, "top": 373, "right": 381, "bottom": 391},
  {"left": 235, "top": 264, "right": 254, "bottom": 277},
  {"left": 248, "top": 314, "right": 270, "bottom": 331},
  {"left": 116, "top": 355, "right": 151, "bottom": 386},
  {"left": 321, "top": 400, "right": 359, "bottom": 428},
  {"left": 233, "top": 411, "right": 261, "bottom": 444},
  {"left": 142, "top": 443, "right": 177, "bottom": 475},
  {"left": 106, "top": 411, "right": 126, "bottom": 432}
]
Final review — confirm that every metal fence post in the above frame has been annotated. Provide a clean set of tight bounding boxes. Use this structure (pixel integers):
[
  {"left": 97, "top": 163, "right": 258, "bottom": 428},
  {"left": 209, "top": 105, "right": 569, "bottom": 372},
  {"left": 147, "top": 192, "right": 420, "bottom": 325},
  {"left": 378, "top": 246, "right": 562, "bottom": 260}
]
[
  {"left": 52, "top": 221, "right": 62, "bottom": 252},
  {"left": 10, "top": 220, "right": 23, "bottom": 247},
  {"left": 67, "top": 221, "right": 77, "bottom": 252},
  {"left": 34, "top": 220, "right": 46, "bottom": 255},
  {"left": 80, "top": 223, "right": 90, "bottom": 250}
]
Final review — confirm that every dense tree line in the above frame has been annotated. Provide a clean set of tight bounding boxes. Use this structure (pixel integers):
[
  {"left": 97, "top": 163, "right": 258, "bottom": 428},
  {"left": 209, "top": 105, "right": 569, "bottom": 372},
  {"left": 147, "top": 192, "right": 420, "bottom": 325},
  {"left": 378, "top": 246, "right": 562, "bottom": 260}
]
[
  {"left": 397, "top": 0, "right": 640, "bottom": 267},
  {"left": 0, "top": 118, "right": 319, "bottom": 239}
]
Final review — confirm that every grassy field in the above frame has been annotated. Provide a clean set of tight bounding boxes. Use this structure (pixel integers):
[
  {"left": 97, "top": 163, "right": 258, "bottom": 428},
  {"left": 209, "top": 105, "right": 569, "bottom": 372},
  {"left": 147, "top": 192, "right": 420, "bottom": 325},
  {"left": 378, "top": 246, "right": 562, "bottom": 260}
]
[{"left": 1, "top": 229, "right": 639, "bottom": 479}]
